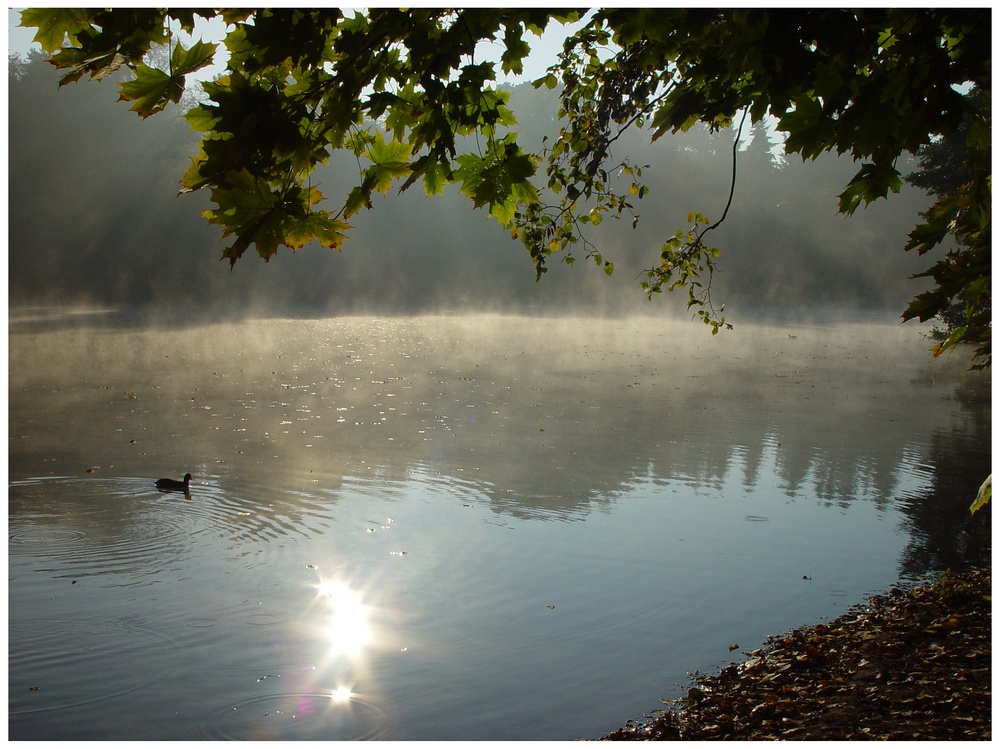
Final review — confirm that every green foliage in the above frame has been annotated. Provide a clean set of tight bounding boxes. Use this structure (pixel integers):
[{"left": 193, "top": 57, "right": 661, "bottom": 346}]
[
  {"left": 641, "top": 213, "right": 731, "bottom": 336},
  {"left": 903, "top": 89, "right": 991, "bottom": 369},
  {"left": 21, "top": 8, "right": 990, "bottom": 358},
  {"left": 901, "top": 176, "right": 991, "bottom": 368},
  {"left": 546, "top": 9, "right": 989, "bottom": 345},
  {"left": 20, "top": 8, "right": 100, "bottom": 55},
  {"left": 117, "top": 64, "right": 184, "bottom": 117}
]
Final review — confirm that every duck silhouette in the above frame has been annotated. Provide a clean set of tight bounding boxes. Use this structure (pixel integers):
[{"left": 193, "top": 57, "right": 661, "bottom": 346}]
[{"left": 156, "top": 473, "right": 192, "bottom": 492}]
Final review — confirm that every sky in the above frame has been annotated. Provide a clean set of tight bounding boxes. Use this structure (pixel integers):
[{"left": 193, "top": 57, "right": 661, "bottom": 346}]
[{"left": 6, "top": 9, "right": 33, "bottom": 54}]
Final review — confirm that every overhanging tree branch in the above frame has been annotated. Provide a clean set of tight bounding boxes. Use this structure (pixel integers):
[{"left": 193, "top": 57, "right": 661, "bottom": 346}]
[{"left": 18, "top": 7, "right": 991, "bottom": 364}]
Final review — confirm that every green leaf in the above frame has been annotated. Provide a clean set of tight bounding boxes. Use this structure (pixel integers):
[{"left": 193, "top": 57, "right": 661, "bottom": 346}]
[
  {"left": 117, "top": 64, "right": 184, "bottom": 117},
  {"left": 205, "top": 170, "right": 278, "bottom": 231},
  {"left": 500, "top": 26, "right": 531, "bottom": 75},
  {"left": 837, "top": 164, "right": 902, "bottom": 215},
  {"left": 343, "top": 184, "right": 373, "bottom": 219},
  {"left": 779, "top": 96, "right": 834, "bottom": 159},
  {"left": 901, "top": 290, "right": 946, "bottom": 324},
  {"left": 534, "top": 72, "right": 559, "bottom": 90},
  {"left": 367, "top": 133, "right": 412, "bottom": 166},
  {"left": 457, "top": 146, "right": 537, "bottom": 210},
  {"left": 284, "top": 212, "right": 351, "bottom": 250},
  {"left": 19, "top": 8, "right": 90, "bottom": 53},
  {"left": 365, "top": 134, "right": 413, "bottom": 193},
  {"left": 170, "top": 39, "right": 218, "bottom": 78},
  {"left": 183, "top": 104, "right": 222, "bottom": 134},
  {"left": 490, "top": 196, "right": 519, "bottom": 226},
  {"left": 455, "top": 154, "right": 490, "bottom": 208},
  {"left": 309, "top": 214, "right": 353, "bottom": 249},
  {"left": 421, "top": 160, "right": 448, "bottom": 197},
  {"left": 368, "top": 163, "right": 412, "bottom": 195},
  {"left": 251, "top": 210, "right": 287, "bottom": 261},
  {"left": 966, "top": 116, "right": 990, "bottom": 151}
]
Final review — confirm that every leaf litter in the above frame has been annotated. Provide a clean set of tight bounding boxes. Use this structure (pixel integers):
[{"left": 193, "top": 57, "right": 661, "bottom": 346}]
[{"left": 601, "top": 567, "right": 990, "bottom": 741}]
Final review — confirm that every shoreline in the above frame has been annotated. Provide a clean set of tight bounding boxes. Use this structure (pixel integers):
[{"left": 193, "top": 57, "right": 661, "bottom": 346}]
[{"left": 600, "top": 567, "right": 991, "bottom": 741}]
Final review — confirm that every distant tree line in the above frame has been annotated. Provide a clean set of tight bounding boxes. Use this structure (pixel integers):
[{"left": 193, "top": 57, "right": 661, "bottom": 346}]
[{"left": 9, "top": 45, "right": 935, "bottom": 322}]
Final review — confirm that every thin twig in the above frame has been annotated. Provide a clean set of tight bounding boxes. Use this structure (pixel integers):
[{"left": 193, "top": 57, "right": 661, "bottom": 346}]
[{"left": 703, "top": 108, "right": 749, "bottom": 234}]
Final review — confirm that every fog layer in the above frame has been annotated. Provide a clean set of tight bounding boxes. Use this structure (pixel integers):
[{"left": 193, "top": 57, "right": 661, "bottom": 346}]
[{"left": 9, "top": 52, "right": 934, "bottom": 320}]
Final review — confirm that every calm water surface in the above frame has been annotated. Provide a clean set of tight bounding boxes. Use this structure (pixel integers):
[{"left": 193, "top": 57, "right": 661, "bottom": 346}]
[{"left": 8, "top": 313, "right": 990, "bottom": 740}]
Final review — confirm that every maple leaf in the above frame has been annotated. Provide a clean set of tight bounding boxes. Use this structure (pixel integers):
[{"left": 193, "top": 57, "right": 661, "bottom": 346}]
[
  {"left": 205, "top": 170, "right": 279, "bottom": 233},
  {"left": 117, "top": 64, "right": 184, "bottom": 118},
  {"left": 19, "top": 8, "right": 89, "bottom": 53}
]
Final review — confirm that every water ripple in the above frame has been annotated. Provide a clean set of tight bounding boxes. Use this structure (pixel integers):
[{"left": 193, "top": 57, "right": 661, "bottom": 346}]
[
  {"left": 9, "top": 618, "right": 180, "bottom": 715},
  {"left": 192, "top": 691, "right": 390, "bottom": 740}
]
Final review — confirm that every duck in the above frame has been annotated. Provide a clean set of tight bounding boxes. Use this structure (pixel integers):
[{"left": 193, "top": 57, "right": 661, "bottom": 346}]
[{"left": 156, "top": 473, "right": 192, "bottom": 491}]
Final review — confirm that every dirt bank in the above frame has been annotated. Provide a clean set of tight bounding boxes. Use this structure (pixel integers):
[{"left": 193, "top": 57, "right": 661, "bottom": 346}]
[{"left": 601, "top": 567, "right": 991, "bottom": 741}]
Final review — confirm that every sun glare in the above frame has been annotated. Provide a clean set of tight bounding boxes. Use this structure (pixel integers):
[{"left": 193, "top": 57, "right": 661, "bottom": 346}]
[
  {"left": 316, "top": 579, "right": 371, "bottom": 657},
  {"left": 330, "top": 686, "right": 354, "bottom": 704}
]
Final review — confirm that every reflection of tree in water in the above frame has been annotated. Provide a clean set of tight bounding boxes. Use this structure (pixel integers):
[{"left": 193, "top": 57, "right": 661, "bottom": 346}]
[
  {"left": 895, "top": 377, "right": 992, "bottom": 578},
  {"left": 9, "top": 316, "right": 988, "bottom": 575},
  {"left": 345, "top": 321, "right": 988, "bottom": 574}
]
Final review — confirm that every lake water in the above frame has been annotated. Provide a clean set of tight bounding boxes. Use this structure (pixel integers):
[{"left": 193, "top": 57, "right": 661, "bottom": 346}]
[{"left": 8, "top": 312, "right": 991, "bottom": 740}]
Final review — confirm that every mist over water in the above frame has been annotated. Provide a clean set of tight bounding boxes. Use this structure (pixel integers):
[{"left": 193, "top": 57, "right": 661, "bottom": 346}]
[{"left": 8, "top": 313, "right": 989, "bottom": 740}]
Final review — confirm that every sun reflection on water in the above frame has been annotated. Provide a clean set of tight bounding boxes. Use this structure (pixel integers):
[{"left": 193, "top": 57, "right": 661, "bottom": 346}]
[
  {"left": 314, "top": 579, "right": 371, "bottom": 658},
  {"left": 330, "top": 686, "right": 354, "bottom": 704}
]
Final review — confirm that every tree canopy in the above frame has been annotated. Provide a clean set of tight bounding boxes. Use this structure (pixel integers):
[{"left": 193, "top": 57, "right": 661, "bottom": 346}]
[
  {"left": 904, "top": 87, "right": 991, "bottom": 365},
  {"left": 20, "top": 8, "right": 991, "bottom": 364}
]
